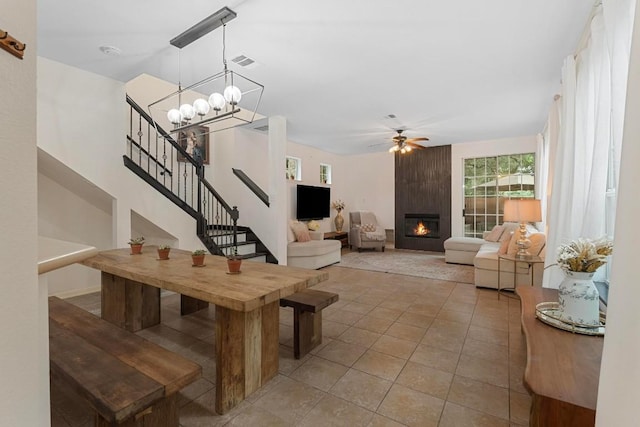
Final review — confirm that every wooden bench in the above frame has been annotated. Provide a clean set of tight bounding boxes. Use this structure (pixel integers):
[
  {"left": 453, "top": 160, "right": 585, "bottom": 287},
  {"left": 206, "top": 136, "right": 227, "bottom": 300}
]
[
  {"left": 279, "top": 289, "right": 339, "bottom": 359},
  {"left": 48, "top": 296, "right": 201, "bottom": 426}
]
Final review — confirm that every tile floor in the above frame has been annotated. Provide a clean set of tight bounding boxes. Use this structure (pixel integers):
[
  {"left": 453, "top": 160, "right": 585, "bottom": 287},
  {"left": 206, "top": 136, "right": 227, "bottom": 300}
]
[{"left": 51, "top": 265, "right": 531, "bottom": 427}]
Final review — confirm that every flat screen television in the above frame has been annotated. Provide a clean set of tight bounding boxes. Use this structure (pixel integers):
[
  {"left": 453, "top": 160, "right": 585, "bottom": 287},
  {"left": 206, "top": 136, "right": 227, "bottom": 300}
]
[{"left": 296, "top": 185, "right": 330, "bottom": 220}]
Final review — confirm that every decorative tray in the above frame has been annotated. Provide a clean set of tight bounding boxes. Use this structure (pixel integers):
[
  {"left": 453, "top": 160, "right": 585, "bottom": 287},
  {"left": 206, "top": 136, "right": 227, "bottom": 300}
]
[{"left": 535, "top": 301, "right": 605, "bottom": 336}]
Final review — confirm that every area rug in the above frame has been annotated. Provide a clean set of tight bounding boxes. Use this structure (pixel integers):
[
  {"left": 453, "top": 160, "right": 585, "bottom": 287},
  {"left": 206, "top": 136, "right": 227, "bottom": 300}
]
[{"left": 336, "top": 249, "right": 474, "bottom": 283}]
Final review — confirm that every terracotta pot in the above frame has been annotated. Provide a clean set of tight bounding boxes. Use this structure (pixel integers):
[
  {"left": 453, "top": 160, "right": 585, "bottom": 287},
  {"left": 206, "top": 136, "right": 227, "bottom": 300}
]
[
  {"left": 157, "top": 248, "right": 170, "bottom": 260},
  {"left": 192, "top": 254, "right": 205, "bottom": 266},
  {"left": 130, "top": 244, "right": 143, "bottom": 255},
  {"left": 227, "top": 257, "right": 242, "bottom": 273}
]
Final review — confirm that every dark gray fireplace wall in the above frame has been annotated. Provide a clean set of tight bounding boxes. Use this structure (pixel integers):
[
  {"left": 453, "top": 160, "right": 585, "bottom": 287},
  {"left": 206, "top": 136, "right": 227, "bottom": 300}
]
[{"left": 394, "top": 145, "right": 452, "bottom": 251}]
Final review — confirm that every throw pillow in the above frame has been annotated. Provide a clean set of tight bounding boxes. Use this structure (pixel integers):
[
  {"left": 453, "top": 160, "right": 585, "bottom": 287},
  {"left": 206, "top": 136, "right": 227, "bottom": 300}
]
[
  {"left": 485, "top": 225, "right": 505, "bottom": 242},
  {"left": 361, "top": 223, "right": 376, "bottom": 232},
  {"left": 499, "top": 222, "right": 520, "bottom": 242},
  {"left": 498, "top": 232, "right": 512, "bottom": 255},
  {"left": 287, "top": 220, "right": 297, "bottom": 243},
  {"left": 290, "top": 221, "right": 311, "bottom": 242}
]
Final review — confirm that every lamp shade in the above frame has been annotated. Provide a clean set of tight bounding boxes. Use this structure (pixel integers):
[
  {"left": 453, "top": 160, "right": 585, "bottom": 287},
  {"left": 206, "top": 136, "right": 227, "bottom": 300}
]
[{"left": 503, "top": 199, "right": 542, "bottom": 222}]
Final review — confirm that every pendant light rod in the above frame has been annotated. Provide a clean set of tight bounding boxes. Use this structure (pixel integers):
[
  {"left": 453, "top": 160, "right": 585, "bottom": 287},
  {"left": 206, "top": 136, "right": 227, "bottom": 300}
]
[{"left": 170, "top": 6, "right": 237, "bottom": 49}]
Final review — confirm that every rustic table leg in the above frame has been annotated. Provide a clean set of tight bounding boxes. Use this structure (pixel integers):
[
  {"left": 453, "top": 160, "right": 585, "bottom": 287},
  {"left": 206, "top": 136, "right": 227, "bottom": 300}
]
[
  {"left": 180, "top": 295, "right": 209, "bottom": 315},
  {"left": 101, "top": 272, "right": 160, "bottom": 332},
  {"left": 214, "top": 301, "right": 279, "bottom": 414},
  {"left": 294, "top": 310, "right": 322, "bottom": 359}
]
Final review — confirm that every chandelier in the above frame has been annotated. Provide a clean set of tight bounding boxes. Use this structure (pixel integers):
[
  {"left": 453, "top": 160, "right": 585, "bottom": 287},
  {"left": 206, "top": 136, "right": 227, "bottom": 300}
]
[{"left": 148, "top": 7, "right": 264, "bottom": 136}]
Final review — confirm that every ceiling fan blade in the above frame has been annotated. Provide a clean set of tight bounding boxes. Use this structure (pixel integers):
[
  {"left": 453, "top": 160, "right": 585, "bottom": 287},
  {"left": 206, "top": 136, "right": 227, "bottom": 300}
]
[
  {"left": 368, "top": 142, "right": 392, "bottom": 147},
  {"left": 406, "top": 137, "right": 429, "bottom": 143},
  {"left": 406, "top": 142, "right": 426, "bottom": 149}
]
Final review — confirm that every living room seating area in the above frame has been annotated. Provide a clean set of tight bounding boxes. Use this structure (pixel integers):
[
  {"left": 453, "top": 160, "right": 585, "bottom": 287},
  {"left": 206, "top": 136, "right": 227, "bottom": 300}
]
[{"left": 444, "top": 223, "right": 546, "bottom": 289}]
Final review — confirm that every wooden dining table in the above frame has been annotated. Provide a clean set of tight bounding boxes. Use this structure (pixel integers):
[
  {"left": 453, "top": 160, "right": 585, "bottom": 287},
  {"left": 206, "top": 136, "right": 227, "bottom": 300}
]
[{"left": 81, "top": 247, "right": 328, "bottom": 414}]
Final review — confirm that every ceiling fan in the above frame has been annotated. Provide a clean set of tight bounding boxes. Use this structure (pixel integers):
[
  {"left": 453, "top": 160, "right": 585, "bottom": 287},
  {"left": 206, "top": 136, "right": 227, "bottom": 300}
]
[{"left": 388, "top": 129, "right": 429, "bottom": 154}]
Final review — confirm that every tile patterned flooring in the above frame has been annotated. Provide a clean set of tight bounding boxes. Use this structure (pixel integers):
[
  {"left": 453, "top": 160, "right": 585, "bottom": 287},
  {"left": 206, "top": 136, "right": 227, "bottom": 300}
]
[{"left": 52, "top": 265, "right": 531, "bottom": 427}]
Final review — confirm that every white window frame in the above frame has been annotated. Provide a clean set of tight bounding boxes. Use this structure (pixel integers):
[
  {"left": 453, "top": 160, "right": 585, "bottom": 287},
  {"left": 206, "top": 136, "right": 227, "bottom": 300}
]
[
  {"left": 320, "top": 163, "right": 332, "bottom": 184},
  {"left": 286, "top": 156, "right": 301, "bottom": 181},
  {"left": 463, "top": 153, "right": 536, "bottom": 237}
]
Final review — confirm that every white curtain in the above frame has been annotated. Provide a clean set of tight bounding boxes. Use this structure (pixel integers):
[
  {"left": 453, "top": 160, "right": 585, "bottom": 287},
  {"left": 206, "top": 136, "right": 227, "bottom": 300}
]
[
  {"left": 543, "top": 0, "right": 634, "bottom": 288},
  {"left": 544, "top": 56, "right": 579, "bottom": 288},
  {"left": 537, "top": 96, "right": 560, "bottom": 233}
]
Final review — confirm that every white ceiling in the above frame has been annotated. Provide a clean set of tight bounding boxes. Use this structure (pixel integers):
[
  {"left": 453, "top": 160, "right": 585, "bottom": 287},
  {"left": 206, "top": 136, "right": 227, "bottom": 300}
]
[{"left": 37, "top": 0, "right": 594, "bottom": 155}]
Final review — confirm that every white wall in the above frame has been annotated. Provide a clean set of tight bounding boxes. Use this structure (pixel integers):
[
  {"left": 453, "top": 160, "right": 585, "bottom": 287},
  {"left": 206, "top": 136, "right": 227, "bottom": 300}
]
[
  {"left": 596, "top": 1, "right": 640, "bottom": 422},
  {"left": 38, "top": 172, "right": 111, "bottom": 296},
  {"left": 450, "top": 136, "right": 539, "bottom": 236},
  {"left": 339, "top": 152, "right": 395, "bottom": 230},
  {"left": 37, "top": 57, "right": 202, "bottom": 277},
  {"left": 0, "top": 0, "right": 43, "bottom": 425}
]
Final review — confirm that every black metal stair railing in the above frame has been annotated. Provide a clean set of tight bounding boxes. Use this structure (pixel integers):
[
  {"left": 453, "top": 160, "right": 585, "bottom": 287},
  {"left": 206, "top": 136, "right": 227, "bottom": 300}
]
[{"left": 124, "top": 95, "right": 239, "bottom": 255}]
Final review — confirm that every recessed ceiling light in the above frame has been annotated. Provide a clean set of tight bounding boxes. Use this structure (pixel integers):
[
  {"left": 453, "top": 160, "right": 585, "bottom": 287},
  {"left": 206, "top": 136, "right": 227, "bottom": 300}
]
[{"left": 99, "top": 45, "right": 122, "bottom": 56}]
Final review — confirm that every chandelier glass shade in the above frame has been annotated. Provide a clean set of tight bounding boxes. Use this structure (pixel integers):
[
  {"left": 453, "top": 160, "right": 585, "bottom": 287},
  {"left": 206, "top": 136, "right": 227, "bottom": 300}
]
[{"left": 388, "top": 142, "right": 413, "bottom": 154}]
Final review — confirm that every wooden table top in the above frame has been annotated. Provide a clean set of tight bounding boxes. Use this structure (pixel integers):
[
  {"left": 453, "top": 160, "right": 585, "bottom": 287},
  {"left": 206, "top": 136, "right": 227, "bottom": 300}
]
[
  {"left": 82, "top": 247, "right": 329, "bottom": 312},
  {"left": 517, "top": 287, "right": 603, "bottom": 411}
]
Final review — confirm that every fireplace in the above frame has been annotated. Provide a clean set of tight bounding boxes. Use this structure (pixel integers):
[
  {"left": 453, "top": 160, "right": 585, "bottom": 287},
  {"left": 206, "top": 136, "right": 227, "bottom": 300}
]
[{"left": 404, "top": 214, "right": 440, "bottom": 238}]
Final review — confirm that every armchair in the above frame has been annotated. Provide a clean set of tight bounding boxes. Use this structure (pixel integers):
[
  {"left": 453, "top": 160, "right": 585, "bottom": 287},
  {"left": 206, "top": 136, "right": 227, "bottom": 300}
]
[{"left": 349, "top": 211, "right": 386, "bottom": 252}]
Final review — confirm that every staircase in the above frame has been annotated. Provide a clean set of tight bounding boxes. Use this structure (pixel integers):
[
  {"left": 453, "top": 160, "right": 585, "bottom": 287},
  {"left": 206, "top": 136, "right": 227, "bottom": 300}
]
[{"left": 124, "top": 95, "right": 276, "bottom": 264}]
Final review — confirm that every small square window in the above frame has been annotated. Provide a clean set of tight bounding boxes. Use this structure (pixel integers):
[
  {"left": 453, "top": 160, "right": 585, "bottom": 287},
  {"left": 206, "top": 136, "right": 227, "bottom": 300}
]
[
  {"left": 286, "top": 156, "right": 301, "bottom": 181},
  {"left": 320, "top": 163, "right": 332, "bottom": 184}
]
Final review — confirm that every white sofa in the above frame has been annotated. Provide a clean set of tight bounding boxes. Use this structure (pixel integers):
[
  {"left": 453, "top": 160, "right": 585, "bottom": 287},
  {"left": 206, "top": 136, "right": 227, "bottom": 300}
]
[
  {"left": 444, "top": 223, "right": 546, "bottom": 289},
  {"left": 287, "top": 225, "right": 341, "bottom": 269}
]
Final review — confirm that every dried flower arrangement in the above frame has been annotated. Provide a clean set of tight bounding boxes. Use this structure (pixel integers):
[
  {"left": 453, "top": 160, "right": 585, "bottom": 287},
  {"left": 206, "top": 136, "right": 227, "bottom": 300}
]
[
  {"left": 557, "top": 237, "right": 613, "bottom": 273},
  {"left": 331, "top": 200, "right": 345, "bottom": 212}
]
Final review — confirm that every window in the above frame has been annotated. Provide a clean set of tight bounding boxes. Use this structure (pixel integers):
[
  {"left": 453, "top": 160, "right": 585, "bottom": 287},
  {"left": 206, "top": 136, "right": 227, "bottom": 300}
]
[
  {"left": 286, "top": 156, "right": 301, "bottom": 181},
  {"left": 463, "top": 153, "right": 535, "bottom": 237},
  {"left": 320, "top": 164, "right": 332, "bottom": 184}
]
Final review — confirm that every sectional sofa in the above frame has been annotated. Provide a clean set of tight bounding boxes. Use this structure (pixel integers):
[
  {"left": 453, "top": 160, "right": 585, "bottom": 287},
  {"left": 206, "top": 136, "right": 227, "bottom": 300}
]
[
  {"left": 444, "top": 223, "right": 546, "bottom": 289},
  {"left": 287, "top": 222, "right": 341, "bottom": 269}
]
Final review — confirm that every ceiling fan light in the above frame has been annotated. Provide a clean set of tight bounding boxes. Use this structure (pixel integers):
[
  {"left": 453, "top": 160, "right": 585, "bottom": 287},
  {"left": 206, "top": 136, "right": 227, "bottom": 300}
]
[
  {"left": 208, "top": 92, "right": 226, "bottom": 111},
  {"left": 224, "top": 85, "right": 242, "bottom": 105},
  {"left": 167, "top": 108, "right": 182, "bottom": 124},
  {"left": 400, "top": 148, "right": 406, "bottom": 154},
  {"left": 406, "top": 146, "right": 412, "bottom": 152},
  {"left": 193, "top": 98, "right": 210, "bottom": 116},
  {"left": 179, "top": 103, "right": 195, "bottom": 121}
]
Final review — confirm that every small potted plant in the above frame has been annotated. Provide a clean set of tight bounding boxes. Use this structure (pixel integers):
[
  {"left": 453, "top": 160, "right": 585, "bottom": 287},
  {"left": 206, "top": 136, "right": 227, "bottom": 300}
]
[
  {"left": 191, "top": 249, "right": 206, "bottom": 267},
  {"left": 157, "top": 244, "right": 171, "bottom": 260},
  {"left": 227, "top": 247, "right": 242, "bottom": 273},
  {"left": 128, "top": 236, "right": 145, "bottom": 255}
]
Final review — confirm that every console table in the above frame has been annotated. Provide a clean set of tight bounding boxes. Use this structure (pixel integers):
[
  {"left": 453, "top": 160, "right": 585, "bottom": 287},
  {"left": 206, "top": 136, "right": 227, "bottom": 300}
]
[
  {"left": 517, "top": 287, "right": 603, "bottom": 427},
  {"left": 324, "top": 231, "right": 348, "bottom": 248}
]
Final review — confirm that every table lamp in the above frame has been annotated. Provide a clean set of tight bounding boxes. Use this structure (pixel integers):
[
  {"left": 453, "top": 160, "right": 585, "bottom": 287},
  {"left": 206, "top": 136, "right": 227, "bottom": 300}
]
[{"left": 503, "top": 199, "right": 542, "bottom": 259}]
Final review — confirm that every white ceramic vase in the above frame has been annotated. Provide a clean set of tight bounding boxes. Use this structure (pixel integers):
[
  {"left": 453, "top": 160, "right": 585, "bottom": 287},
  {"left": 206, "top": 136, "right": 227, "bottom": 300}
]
[{"left": 558, "top": 271, "right": 600, "bottom": 326}]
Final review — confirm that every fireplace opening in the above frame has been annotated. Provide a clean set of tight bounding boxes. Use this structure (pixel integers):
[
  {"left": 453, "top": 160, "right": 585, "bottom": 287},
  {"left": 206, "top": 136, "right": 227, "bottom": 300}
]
[{"left": 404, "top": 214, "right": 440, "bottom": 238}]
